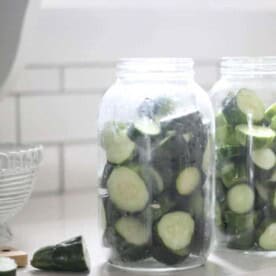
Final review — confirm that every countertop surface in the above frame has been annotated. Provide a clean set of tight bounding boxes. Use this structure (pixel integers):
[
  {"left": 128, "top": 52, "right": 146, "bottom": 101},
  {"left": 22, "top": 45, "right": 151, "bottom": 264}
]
[{"left": 5, "top": 189, "right": 276, "bottom": 276}]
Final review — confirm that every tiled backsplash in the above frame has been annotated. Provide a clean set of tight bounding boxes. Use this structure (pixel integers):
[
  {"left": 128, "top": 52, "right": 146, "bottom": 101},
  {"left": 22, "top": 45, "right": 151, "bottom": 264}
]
[{"left": 0, "top": 60, "right": 218, "bottom": 196}]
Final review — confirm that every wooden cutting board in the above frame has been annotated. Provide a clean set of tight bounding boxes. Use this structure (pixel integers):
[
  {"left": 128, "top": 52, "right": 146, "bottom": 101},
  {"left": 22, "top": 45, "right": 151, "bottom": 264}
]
[{"left": 0, "top": 246, "right": 28, "bottom": 267}]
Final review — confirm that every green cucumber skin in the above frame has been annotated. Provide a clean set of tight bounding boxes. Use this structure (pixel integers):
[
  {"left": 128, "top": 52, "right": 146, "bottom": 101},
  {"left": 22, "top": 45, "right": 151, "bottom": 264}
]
[
  {"left": 224, "top": 211, "right": 255, "bottom": 235},
  {"left": 217, "top": 145, "right": 245, "bottom": 161},
  {"left": 222, "top": 93, "right": 247, "bottom": 125},
  {"left": 100, "top": 163, "right": 114, "bottom": 188},
  {"left": 0, "top": 272, "right": 16, "bottom": 276},
  {"left": 31, "top": 236, "right": 89, "bottom": 272},
  {"left": 140, "top": 192, "right": 176, "bottom": 222},
  {"left": 151, "top": 243, "right": 189, "bottom": 265},
  {"left": 227, "top": 231, "right": 255, "bottom": 250}
]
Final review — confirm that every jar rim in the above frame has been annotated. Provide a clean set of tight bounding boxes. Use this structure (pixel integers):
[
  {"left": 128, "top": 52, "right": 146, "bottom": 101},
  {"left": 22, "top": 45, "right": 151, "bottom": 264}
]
[
  {"left": 221, "top": 56, "right": 276, "bottom": 76},
  {"left": 117, "top": 58, "right": 194, "bottom": 80}
]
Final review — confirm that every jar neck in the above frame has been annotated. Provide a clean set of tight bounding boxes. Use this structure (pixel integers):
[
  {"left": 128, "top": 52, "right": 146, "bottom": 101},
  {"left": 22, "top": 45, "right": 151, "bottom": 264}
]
[
  {"left": 117, "top": 58, "right": 195, "bottom": 82},
  {"left": 220, "top": 57, "right": 276, "bottom": 79}
]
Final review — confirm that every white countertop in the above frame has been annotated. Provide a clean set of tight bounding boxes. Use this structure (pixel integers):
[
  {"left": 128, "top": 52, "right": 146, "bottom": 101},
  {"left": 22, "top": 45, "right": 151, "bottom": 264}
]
[{"left": 5, "top": 189, "right": 276, "bottom": 276}]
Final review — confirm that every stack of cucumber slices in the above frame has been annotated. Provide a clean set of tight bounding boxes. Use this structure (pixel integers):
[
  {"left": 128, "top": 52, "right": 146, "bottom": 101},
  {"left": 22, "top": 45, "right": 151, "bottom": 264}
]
[
  {"left": 100, "top": 97, "right": 211, "bottom": 265},
  {"left": 215, "top": 88, "right": 276, "bottom": 250}
]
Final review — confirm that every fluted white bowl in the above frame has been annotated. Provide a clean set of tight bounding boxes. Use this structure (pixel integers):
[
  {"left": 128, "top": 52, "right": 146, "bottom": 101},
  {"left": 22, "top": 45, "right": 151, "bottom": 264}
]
[{"left": 0, "top": 144, "right": 43, "bottom": 225}]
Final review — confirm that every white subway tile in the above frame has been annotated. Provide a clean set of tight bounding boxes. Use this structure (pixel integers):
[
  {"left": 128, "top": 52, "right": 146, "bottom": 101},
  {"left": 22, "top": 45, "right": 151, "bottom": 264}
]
[
  {"left": 20, "top": 94, "right": 102, "bottom": 143},
  {"left": 13, "top": 68, "right": 60, "bottom": 93},
  {"left": 0, "top": 97, "right": 16, "bottom": 143},
  {"left": 64, "top": 144, "right": 97, "bottom": 191},
  {"left": 64, "top": 67, "right": 115, "bottom": 91},
  {"left": 33, "top": 146, "right": 60, "bottom": 194}
]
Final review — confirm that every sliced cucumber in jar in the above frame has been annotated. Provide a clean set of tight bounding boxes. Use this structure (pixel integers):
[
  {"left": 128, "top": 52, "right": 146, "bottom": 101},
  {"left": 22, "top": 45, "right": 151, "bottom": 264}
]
[
  {"left": 227, "top": 184, "right": 254, "bottom": 214},
  {"left": 257, "top": 221, "right": 276, "bottom": 250},
  {"left": 152, "top": 211, "right": 194, "bottom": 265},
  {"left": 271, "top": 115, "right": 276, "bottom": 131},
  {"left": 252, "top": 148, "right": 276, "bottom": 180},
  {"left": 107, "top": 166, "right": 149, "bottom": 213},
  {"left": 265, "top": 103, "right": 276, "bottom": 122},
  {"left": 0, "top": 257, "right": 17, "bottom": 276},
  {"left": 252, "top": 148, "right": 276, "bottom": 171},
  {"left": 235, "top": 124, "right": 276, "bottom": 148},
  {"left": 133, "top": 117, "right": 161, "bottom": 136},
  {"left": 223, "top": 89, "right": 265, "bottom": 125},
  {"left": 101, "top": 121, "right": 135, "bottom": 164},
  {"left": 113, "top": 216, "right": 151, "bottom": 261},
  {"left": 176, "top": 167, "right": 202, "bottom": 196}
]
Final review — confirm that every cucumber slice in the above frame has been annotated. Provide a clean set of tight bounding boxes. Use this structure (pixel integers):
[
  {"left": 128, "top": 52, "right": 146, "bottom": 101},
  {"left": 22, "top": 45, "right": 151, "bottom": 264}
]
[
  {"left": 223, "top": 89, "right": 265, "bottom": 124},
  {"left": 31, "top": 236, "right": 90, "bottom": 272},
  {"left": 157, "top": 211, "right": 194, "bottom": 251},
  {"left": 134, "top": 117, "right": 161, "bottom": 136},
  {"left": 236, "top": 124, "right": 275, "bottom": 148},
  {"left": 115, "top": 217, "right": 150, "bottom": 246},
  {"left": 0, "top": 257, "right": 17, "bottom": 276},
  {"left": 107, "top": 167, "right": 149, "bottom": 213},
  {"left": 112, "top": 216, "right": 151, "bottom": 261},
  {"left": 101, "top": 121, "right": 135, "bottom": 164},
  {"left": 265, "top": 103, "right": 276, "bottom": 122},
  {"left": 227, "top": 184, "right": 254, "bottom": 214},
  {"left": 258, "top": 221, "right": 276, "bottom": 250},
  {"left": 271, "top": 115, "right": 276, "bottom": 131},
  {"left": 252, "top": 148, "right": 276, "bottom": 171},
  {"left": 176, "top": 167, "right": 201, "bottom": 196},
  {"left": 152, "top": 211, "right": 194, "bottom": 265}
]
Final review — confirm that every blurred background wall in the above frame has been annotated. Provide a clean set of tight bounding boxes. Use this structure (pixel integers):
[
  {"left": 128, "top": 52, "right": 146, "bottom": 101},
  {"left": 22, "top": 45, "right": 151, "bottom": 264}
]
[{"left": 1, "top": 0, "right": 276, "bottom": 195}]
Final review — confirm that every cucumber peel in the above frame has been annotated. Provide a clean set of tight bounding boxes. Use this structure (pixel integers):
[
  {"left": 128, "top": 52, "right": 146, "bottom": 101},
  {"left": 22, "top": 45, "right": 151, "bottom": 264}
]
[{"left": 31, "top": 236, "right": 90, "bottom": 272}]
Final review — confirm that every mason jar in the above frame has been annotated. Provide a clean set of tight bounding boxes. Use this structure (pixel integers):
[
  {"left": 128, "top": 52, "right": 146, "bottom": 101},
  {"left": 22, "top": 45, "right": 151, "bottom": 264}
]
[
  {"left": 211, "top": 57, "right": 276, "bottom": 253},
  {"left": 98, "top": 58, "right": 215, "bottom": 271}
]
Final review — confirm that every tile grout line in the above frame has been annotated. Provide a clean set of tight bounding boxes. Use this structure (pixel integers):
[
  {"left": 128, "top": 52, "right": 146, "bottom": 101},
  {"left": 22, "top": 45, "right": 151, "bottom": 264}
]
[
  {"left": 59, "top": 66, "right": 66, "bottom": 194},
  {"left": 58, "top": 143, "right": 65, "bottom": 195}
]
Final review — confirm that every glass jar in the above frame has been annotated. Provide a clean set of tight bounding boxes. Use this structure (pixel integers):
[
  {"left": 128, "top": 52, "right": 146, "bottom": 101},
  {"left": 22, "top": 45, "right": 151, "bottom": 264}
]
[
  {"left": 211, "top": 57, "right": 276, "bottom": 253},
  {"left": 98, "top": 58, "right": 215, "bottom": 271}
]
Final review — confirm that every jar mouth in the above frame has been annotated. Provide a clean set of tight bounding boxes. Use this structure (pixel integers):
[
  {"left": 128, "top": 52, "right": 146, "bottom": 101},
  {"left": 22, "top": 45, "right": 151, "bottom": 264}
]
[
  {"left": 221, "top": 56, "right": 276, "bottom": 77},
  {"left": 117, "top": 58, "right": 194, "bottom": 80}
]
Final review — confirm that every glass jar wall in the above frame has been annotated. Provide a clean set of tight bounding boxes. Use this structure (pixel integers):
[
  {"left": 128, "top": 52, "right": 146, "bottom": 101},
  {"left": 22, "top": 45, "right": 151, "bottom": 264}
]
[
  {"left": 98, "top": 58, "right": 215, "bottom": 271},
  {"left": 211, "top": 57, "right": 276, "bottom": 253}
]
